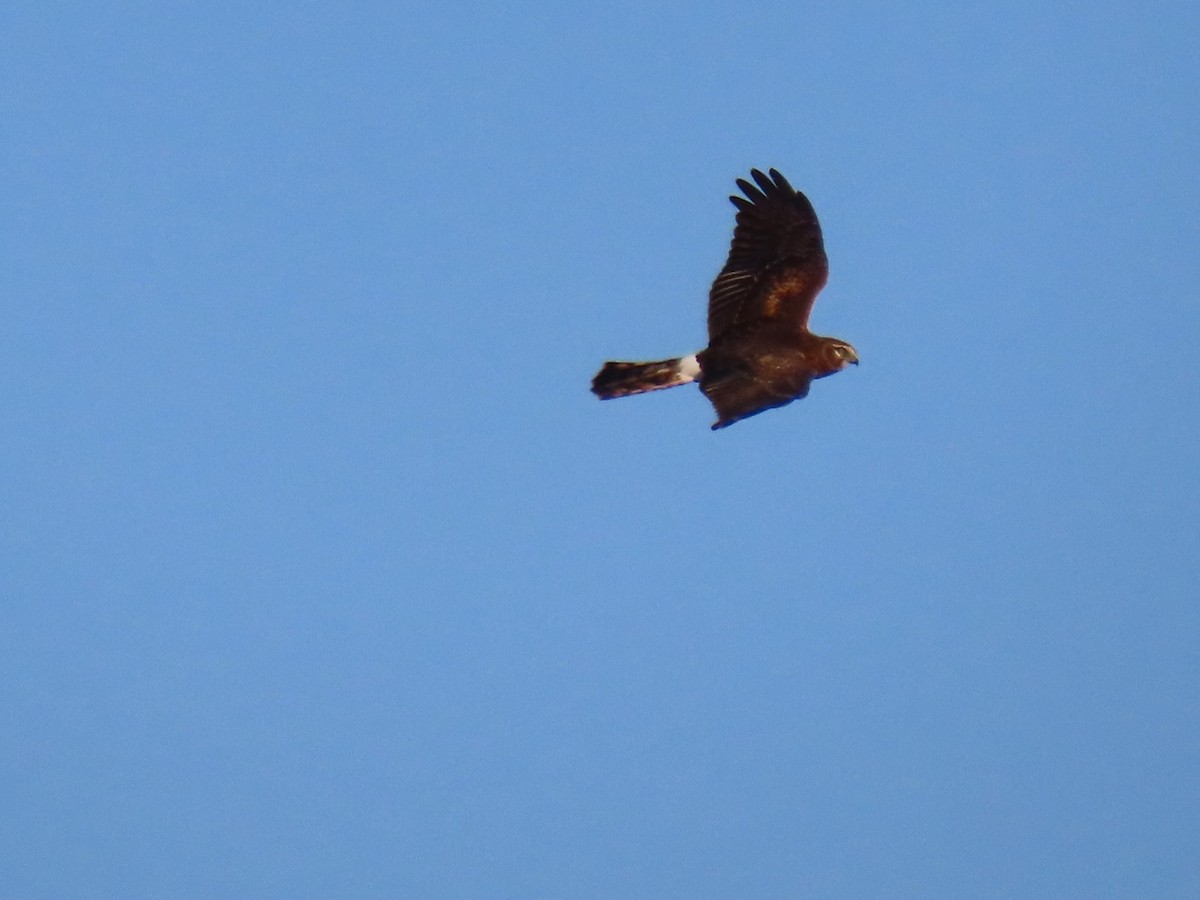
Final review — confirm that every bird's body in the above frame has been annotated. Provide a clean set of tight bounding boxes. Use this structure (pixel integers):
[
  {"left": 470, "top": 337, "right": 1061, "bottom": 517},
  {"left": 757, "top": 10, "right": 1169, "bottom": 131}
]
[{"left": 591, "top": 168, "right": 857, "bottom": 429}]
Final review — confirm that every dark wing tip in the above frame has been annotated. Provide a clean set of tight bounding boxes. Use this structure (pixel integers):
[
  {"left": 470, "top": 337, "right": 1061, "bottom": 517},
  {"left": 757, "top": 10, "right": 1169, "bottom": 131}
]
[
  {"left": 767, "top": 168, "right": 794, "bottom": 194},
  {"left": 753, "top": 167, "right": 796, "bottom": 199},
  {"left": 731, "top": 168, "right": 797, "bottom": 209},
  {"left": 750, "top": 168, "right": 774, "bottom": 193},
  {"left": 734, "top": 177, "right": 766, "bottom": 207}
]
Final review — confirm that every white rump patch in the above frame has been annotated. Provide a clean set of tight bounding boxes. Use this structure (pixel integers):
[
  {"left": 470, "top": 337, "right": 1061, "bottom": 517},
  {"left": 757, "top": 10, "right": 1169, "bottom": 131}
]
[{"left": 677, "top": 354, "right": 701, "bottom": 381}]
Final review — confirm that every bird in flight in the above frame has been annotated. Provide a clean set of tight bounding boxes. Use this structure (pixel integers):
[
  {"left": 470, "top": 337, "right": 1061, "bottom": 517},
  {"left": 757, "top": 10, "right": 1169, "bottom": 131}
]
[{"left": 591, "top": 168, "right": 857, "bottom": 429}]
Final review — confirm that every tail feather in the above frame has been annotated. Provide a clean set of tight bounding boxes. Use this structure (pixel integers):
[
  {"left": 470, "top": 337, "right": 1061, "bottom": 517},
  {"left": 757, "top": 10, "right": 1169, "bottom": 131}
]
[{"left": 591, "top": 354, "right": 701, "bottom": 399}]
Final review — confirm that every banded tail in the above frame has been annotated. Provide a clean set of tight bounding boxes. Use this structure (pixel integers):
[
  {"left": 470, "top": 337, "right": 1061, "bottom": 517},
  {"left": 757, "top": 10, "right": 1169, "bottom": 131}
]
[{"left": 591, "top": 354, "right": 701, "bottom": 399}]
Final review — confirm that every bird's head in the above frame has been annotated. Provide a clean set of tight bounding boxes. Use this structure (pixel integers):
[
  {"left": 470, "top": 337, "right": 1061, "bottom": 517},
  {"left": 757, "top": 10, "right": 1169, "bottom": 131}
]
[{"left": 823, "top": 339, "right": 859, "bottom": 372}]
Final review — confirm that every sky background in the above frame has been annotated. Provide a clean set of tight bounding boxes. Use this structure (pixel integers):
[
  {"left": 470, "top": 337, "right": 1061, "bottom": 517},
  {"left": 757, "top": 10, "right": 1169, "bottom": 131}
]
[{"left": 3, "top": 2, "right": 1199, "bottom": 897}]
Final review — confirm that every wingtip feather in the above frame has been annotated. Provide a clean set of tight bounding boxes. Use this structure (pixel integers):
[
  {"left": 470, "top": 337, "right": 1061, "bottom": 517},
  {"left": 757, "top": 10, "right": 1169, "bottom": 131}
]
[
  {"left": 735, "top": 177, "right": 767, "bottom": 207},
  {"left": 767, "top": 168, "right": 794, "bottom": 195}
]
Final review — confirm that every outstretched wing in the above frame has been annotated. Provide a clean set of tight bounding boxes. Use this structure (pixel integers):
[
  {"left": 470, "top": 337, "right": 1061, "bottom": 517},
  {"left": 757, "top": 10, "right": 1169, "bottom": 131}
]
[
  {"left": 701, "top": 366, "right": 811, "bottom": 430},
  {"left": 707, "top": 168, "right": 828, "bottom": 340}
]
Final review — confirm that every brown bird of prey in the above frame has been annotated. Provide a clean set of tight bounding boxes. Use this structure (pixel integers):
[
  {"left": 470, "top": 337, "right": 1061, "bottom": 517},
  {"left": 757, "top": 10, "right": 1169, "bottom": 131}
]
[{"left": 591, "top": 168, "right": 857, "bottom": 429}]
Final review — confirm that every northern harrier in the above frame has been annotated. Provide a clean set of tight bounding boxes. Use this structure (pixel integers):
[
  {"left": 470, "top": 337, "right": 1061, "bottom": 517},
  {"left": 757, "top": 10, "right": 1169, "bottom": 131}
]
[{"left": 591, "top": 168, "right": 857, "bottom": 429}]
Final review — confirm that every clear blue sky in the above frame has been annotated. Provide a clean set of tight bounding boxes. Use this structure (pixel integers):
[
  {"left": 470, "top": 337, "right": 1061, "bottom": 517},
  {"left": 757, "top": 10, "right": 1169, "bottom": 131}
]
[{"left": 3, "top": 2, "right": 1198, "bottom": 897}]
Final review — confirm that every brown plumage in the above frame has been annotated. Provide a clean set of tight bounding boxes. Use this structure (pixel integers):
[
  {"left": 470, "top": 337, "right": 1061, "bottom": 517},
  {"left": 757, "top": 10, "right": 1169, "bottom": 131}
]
[{"left": 591, "top": 168, "right": 857, "bottom": 429}]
